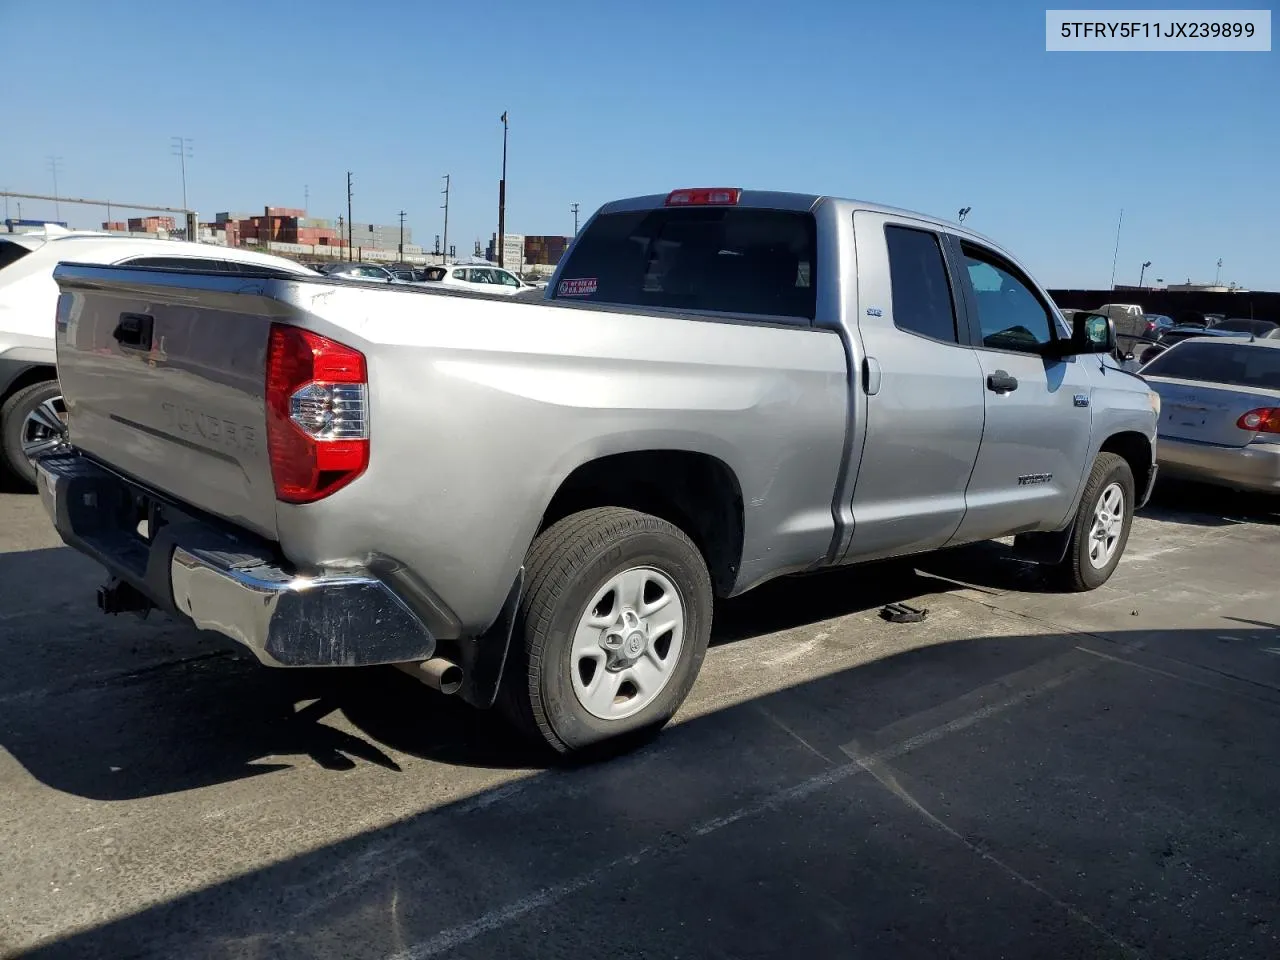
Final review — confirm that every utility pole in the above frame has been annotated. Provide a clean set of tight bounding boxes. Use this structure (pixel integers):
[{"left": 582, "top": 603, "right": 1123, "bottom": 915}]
[
  {"left": 571, "top": 202, "right": 579, "bottom": 235},
  {"left": 47, "top": 156, "right": 64, "bottom": 222},
  {"left": 304, "top": 184, "right": 309, "bottom": 214},
  {"left": 1215, "top": 258, "right": 1223, "bottom": 286},
  {"left": 398, "top": 210, "right": 406, "bottom": 261},
  {"left": 498, "top": 111, "right": 508, "bottom": 267},
  {"left": 346, "top": 172, "right": 353, "bottom": 262},
  {"left": 171, "top": 137, "right": 193, "bottom": 214},
  {"left": 1108, "top": 208, "right": 1124, "bottom": 290},
  {"left": 440, "top": 174, "right": 450, "bottom": 264},
  {"left": 337, "top": 215, "right": 344, "bottom": 257}
]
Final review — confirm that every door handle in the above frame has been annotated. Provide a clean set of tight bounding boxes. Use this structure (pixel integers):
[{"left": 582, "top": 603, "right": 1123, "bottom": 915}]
[
  {"left": 113, "top": 313, "right": 154, "bottom": 351},
  {"left": 862, "top": 356, "right": 882, "bottom": 396},
  {"left": 986, "top": 370, "right": 1018, "bottom": 393}
]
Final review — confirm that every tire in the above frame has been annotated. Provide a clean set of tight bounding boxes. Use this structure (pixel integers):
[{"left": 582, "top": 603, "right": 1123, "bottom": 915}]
[
  {"left": 500, "top": 507, "right": 714, "bottom": 758},
  {"left": 1052, "top": 452, "right": 1135, "bottom": 592},
  {"left": 0, "top": 381, "right": 67, "bottom": 489}
]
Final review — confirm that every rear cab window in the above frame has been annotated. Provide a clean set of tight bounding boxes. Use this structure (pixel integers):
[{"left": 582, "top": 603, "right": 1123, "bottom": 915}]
[{"left": 551, "top": 206, "right": 816, "bottom": 321}]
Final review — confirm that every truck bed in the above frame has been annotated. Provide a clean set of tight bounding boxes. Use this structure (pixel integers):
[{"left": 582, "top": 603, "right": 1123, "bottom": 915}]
[{"left": 52, "top": 262, "right": 850, "bottom": 633}]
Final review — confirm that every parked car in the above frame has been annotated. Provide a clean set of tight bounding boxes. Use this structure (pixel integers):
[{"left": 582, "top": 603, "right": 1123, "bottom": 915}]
[
  {"left": 420, "top": 264, "right": 529, "bottom": 295},
  {"left": 318, "top": 261, "right": 403, "bottom": 283},
  {"left": 1140, "top": 336, "right": 1280, "bottom": 493},
  {"left": 37, "top": 187, "right": 1158, "bottom": 757},
  {"left": 1142, "top": 313, "right": 1175, "bottom": 337},
  {"left": 1135, "top": 324, "right": 1242, "bottom": 365},
  {"left": 1212, "top": 317, "right": 1280, "bottom": 338},
  {"left": 0, "top": 227, "right": 316, "bottom": 486}
]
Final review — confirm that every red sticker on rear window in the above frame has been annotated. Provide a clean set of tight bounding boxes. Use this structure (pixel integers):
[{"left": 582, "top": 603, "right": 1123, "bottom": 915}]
[{"left": 558, "top": 277, "right": 598, "bottom": 297}]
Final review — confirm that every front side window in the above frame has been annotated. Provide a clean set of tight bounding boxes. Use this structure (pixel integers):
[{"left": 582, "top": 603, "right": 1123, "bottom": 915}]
[
  {"left": 884, "top": 225, "right": 958, "bottom": 343},
  {"left": 496, "top": 270, "right": 521, "bottom": 287},
  {"left": 551, "top": 206, "right": 817, "bottom": 321},
  {"left": 962, "top": 244, "right": 1056, "bottom": 353}
]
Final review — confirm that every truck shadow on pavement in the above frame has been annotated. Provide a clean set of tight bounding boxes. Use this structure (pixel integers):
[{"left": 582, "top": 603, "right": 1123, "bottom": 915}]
[
  {"left": 10, "top": 619, "right": 1280, "bottom": 960},
  {"left": 1140, "top": 479, "right": 1280, "bottom": 527},
  {"left": 0, "top": 540, "right": 1064, "bottom": 802}
]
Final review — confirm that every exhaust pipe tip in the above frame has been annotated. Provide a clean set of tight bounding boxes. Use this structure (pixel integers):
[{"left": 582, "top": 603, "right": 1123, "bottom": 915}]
[{"left": 396, "top": 657, "right": 463, "bottom": 696}]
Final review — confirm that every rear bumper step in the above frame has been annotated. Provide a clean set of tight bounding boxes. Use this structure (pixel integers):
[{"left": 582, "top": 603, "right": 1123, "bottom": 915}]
[{"left": 36, "top": 453, "right": 436, "bottom": 668}]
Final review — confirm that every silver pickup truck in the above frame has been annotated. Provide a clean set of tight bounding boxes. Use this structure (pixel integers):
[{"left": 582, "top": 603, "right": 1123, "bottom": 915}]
[{"left": 38, "top": 188, "right": 1159, "bottom": 756}]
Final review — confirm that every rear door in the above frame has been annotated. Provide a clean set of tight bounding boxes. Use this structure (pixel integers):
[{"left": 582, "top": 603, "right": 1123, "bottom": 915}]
[
  {"left": 1142, "top": 340, "right": 1280, "bottom": 447},
  {"left": 844, "top": 213, "right": 985, "bottom": 561},
  {"left": 949, "top": 239, "right": 1094, "bottom": 542}
]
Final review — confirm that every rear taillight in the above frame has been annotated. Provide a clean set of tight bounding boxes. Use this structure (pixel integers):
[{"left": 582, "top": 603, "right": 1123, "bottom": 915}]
[
  {"left": 664, "top": 187, "right": 742, "bottom": 207},
  {"left": 1236, "top": 408, "right": 1280, "bottom": 434},
  {"left": 266, "top": 324, "right": 369, "bottom": 504}
]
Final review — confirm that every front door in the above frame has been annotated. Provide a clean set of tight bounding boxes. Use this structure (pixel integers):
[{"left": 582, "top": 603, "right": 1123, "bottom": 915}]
[
  {"left": 948, "top": 240, "right": 1095, "bottom": 544},
  {"left": 845, "top": 213, "right": 986, "bottom": 562}
]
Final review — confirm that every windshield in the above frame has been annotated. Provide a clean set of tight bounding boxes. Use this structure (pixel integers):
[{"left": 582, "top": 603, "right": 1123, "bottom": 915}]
[
  {"left": 1142, "top": 340, "right": 1280, "bottom": 390},
  {"left": 551, "top": 206, "right": 817, "bottom": 320}
]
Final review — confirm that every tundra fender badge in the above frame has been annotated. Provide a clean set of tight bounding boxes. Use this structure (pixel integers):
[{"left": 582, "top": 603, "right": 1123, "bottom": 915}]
[
  {"left": 1073, "top": 394, "right": 1090, "bottom": 407},
  {"left": 865, "top": 307, "right": 883, "bottom": 317}
]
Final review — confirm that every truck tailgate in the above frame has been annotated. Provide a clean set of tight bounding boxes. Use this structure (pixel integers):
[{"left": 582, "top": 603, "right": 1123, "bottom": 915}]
[{"left": 54, "top": 264, "right": 280, "bottom": 538}]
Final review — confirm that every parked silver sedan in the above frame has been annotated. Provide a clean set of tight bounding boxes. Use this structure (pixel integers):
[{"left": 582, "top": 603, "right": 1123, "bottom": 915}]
[{"left": 1141, "top": 336, "right": 1280, "bottom": 493}]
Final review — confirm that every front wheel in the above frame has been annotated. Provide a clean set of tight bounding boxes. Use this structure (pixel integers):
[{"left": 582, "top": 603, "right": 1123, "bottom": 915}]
[
  {"left": 1052, "top": 452, "right": 1136, "bottom": 592},
  {"left": 501, "top": 507, "right": 714, "bottom": 757}
]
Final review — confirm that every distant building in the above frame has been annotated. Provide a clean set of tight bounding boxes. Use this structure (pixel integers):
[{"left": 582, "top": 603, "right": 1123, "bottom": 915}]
[
  {"left": 127, "top": 216, "right": 176, "bottom": 233},
  {"left": 486, "top": 233, "right": 572, "bottom": 270},
  {"left": 102, "top": 221, "right": 127, "bottom": 232}
]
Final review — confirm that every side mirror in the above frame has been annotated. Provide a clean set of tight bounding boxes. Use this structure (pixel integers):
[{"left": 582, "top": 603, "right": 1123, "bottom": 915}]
[{"left": 1065, "top": 312, "right": 1116, "bottom": 356}]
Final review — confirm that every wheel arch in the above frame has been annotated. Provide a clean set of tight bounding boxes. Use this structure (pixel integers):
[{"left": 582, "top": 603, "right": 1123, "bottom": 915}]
[
  {"left": 0, "top": 362, "right": 56, "bottom": 403},
  {"left": 537, "top": 449, "right": 745, "bottom": 599}
]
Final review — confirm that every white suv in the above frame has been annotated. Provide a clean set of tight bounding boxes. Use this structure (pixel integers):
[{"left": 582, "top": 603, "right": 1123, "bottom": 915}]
[
  {"left": 421, "top": 264, "right": 534, "bottom": 296},
  {"left": 0, "top": 228, "right": 316, "bottom": 487}
]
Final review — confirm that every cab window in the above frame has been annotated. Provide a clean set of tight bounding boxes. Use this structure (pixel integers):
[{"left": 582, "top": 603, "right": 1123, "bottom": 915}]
[{"left": 961, "top": 244, "right": 1057, "bottom": 353}]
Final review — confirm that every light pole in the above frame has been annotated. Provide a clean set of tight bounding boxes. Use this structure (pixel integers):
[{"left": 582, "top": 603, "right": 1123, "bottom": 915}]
[
  {"left": 1109, "top": 208, "right": 1124, "bottom": 289},
  {"left": 47, "top": 156, "right": 64, "bottom": 222},
  {"left": 571, "top": 202, "right": 580, "bottom": 235},
  {"left": 171, "top": 137, "right": 193, "bottom": 213},
  {"left": 346, "top": 172, "right": 354, "bottom": 261},
  {"left": 1139, "top": 260, "right": 1152, "bottom": 288},
  {"left": 957, "top": 206, "right": 971, "bottom": 223},
  {"left": 1215, "top": 258, "right": 1223, "bottom": 286},
  {"left": 498, "top": 111, "right": 508, "bottom": 268}
]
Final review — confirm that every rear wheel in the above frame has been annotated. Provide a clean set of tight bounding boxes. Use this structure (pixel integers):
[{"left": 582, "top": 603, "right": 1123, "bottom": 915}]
[
  {"left": 1052, "top": 452, "right": 1135, "bottom": 592},
  {"left": 501, "top": 507, "right": 713, "bottom": 757},
  {"left": 1, "top": 381, "right": 68, "bottom": 488}
]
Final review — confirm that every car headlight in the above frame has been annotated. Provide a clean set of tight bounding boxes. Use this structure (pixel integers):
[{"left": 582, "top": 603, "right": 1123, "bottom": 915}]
[{"left": 1148, "top": 391, "right": 1161, "bottom": 417}]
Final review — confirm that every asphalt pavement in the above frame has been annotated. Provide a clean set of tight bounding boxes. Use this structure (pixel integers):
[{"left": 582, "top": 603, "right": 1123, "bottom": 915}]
[{"left": 0, "top": 480, "right": 1277, "bottom": 959}]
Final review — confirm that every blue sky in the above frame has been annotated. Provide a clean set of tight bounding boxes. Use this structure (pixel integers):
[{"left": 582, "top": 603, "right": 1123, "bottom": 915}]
[{"left": 2, "top": 0, "right": 1276, "bottom": 288}]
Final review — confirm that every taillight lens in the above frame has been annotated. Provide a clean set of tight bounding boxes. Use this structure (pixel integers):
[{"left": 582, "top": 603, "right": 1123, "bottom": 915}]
[
  {"left": 266, "top": 324, "right": 369, "bottom": 503},
  {"left": 1236, "top": 408, "right": 1280, "bottom": 435}
]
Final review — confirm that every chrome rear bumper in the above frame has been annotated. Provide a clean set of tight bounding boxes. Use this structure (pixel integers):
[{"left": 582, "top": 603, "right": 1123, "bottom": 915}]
[{"left": 36, "top": 454, "right": 436, "bottom": 667}]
